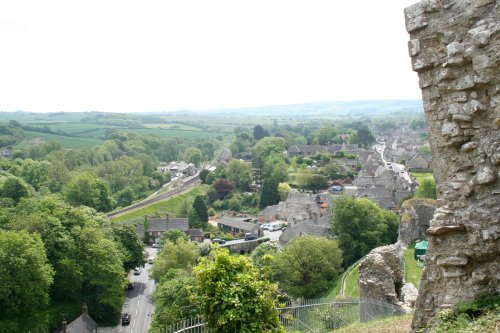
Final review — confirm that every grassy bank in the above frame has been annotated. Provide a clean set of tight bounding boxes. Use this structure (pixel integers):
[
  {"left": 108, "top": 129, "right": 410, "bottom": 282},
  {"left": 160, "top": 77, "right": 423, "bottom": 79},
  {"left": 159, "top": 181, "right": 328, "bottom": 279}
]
[
  {"left": 332, "top": 314, "right": 412, "bottom": 333},
  {"left": 111, "top": 185, "right": 208, "bottom": 224},
  {"left": 404, "top": 243, "right": 423, "bottom": 288}
]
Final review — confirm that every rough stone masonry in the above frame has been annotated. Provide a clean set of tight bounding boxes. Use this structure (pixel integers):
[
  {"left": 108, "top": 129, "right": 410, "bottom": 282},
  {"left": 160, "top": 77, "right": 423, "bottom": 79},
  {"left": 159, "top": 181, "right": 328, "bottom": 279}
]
[{"left": 404, "top": 0, "right": 499, "bottom": 331}]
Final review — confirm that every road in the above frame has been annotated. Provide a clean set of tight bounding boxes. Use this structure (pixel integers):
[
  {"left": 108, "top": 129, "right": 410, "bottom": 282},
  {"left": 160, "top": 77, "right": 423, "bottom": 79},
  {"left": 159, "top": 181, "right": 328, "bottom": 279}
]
[
  {"left": 373, "top": 142, "right": 413, "bottom": 185},
  {"left": 116, "top": 247, "right": 157, "bottom": 333}
]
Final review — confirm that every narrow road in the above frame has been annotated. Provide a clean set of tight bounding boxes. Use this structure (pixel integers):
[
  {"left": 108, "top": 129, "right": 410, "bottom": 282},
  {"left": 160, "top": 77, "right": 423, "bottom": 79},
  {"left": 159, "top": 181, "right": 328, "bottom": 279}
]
[{"left": 116, "top": 247, "right": 157, "bottom": 333}]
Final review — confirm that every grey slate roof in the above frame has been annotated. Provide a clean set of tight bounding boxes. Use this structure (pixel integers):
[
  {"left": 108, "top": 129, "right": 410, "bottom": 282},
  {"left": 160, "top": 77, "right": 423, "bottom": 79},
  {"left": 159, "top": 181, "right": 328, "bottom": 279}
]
[
  {"left": 218, "top": 216, "right": 259, "bottom": 232},
  {"left": 137, "top": 216, "right": 190, "bottom": 238},
  {"left": 59, "top": 314, "right": 97, "bottom": 333}
]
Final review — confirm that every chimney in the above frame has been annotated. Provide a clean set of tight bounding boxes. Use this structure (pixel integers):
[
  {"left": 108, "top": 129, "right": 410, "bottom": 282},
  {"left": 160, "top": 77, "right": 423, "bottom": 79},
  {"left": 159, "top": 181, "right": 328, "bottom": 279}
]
[
  {"left": 82, "top": 303, "right": 88, "bottom": 315},
  {"left": 61, "top": 314, "right": 67, "bottom": 333}
]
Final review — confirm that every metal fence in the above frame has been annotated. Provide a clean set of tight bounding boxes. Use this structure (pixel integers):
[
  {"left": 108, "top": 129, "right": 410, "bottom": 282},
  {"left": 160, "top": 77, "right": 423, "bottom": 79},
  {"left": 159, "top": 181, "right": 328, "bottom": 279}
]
[{"left": 159, "top": 297, "right": 403, "bottom": 333}]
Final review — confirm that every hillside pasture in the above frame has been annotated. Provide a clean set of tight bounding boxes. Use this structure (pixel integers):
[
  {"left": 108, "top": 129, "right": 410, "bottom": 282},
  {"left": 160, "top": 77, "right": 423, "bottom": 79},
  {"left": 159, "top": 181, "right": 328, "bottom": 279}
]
[
  {"left": 20, "top": 131, "right": 104, "bottom": 148},
  {"left": 120, "top": 128, "right": 228, "bottom": 139}
]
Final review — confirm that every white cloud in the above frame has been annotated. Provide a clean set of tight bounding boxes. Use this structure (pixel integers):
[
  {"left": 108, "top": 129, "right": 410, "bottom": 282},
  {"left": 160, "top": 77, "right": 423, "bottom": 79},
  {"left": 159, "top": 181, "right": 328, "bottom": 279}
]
[{"left": 0, "top": 0, "right": 421, "bottom": 112}]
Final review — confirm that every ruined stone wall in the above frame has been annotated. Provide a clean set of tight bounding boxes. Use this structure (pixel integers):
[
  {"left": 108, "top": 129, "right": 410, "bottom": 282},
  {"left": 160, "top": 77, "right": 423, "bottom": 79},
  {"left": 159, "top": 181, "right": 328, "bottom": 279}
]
[
  {"left": 404, "top": 0, "right": 500, "bottom": 331},
  {"left": 399, "top": 198, "right": 438, "bottom": 245}
]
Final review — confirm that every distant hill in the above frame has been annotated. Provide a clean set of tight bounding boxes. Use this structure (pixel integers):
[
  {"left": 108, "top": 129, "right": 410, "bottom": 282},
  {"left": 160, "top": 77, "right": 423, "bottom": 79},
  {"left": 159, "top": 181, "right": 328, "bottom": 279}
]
[{"left": 147, "top": 100, "right": 424, "bottom": 117}]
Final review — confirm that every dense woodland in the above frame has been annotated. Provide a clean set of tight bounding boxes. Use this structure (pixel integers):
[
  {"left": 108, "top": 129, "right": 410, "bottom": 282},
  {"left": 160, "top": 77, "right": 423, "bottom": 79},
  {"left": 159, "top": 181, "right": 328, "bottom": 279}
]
[{"left": 0, "top": 110, "right": 427, "bottom": 332}]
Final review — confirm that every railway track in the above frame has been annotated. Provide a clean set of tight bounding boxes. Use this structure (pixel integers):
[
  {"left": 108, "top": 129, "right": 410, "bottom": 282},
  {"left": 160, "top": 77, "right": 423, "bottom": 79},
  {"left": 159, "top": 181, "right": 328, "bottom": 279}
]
[{"left": 106, "top": 173, "right": 201, "bottom": 218}]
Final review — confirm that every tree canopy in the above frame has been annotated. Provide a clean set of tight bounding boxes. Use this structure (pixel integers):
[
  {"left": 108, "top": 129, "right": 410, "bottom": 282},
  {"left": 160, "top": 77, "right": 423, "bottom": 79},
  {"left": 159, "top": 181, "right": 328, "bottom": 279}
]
[
  {"left": 192, "top": 247, "right": 284, "bottom": 333},
  {"left": 272, "top": 236, "right": 343, "bottom": 298},
  {"left": 330, "top": 196, "right": 398, "bottom": 268}
]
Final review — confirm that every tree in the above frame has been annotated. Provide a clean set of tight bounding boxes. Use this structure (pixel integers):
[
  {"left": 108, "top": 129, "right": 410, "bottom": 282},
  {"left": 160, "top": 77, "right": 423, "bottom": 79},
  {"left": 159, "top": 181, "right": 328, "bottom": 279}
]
[
  {"left": 192, "top": 247, "right": 284, "bottom": 333},
  {"left": 356, "top": 126, "right": 375, "bottom": 148},
  {"left": 151, "top": 239, "right": 199, "bottom": 281},
  {"left": 259, "top": 177, "right": 280, "bottom": 208},
  {"left": 65, "top": 173, "right": 113, "bottom": 212},
  {"left": 330, "top": 196, "right": 398, "bottom": 268},
  {"left": 262, "top": 154, "right": 288, "bottom": 183},
  {"left": 1, "top": 176, "right": 32, "bottom": 203},
  {"left": 192, "top": 195, "right": 208, "bottom": 228},
  {"left": 199, "top": 169, "right": 210, "bottom": 183},
  {"left": 415, "top": 179, "right": 437, "bottom": 199},
  {"left": 158, "top": 229, "right": 189, "bottom": 248},
  {"left": 273, "top": 236, "right": 343, "bottom": 298},
  {"left": 212, "top": 179, "right": 234, "bottom": 200},
  {"left": 252, "top": 137, "right": 286, "bottom": 171},
  {"left": 226, "top": 159, "right": 252, "bottom": 191},
  {"left": 278, "top": 183, "right": 291, "bottom": 201},
  {"left": 253, "top": 125, "right": 269, "bottom": 140},
  {"left": 304, "top": 174, "right": 329, "bottom": 193},
  {"left": 0, "top": 230, "right": 54, "bottom": 332},
  {"left": 188, "top": 150, "right": 203, "bottom": 167},
  {"left": 110, "top": 223, "right": 146, "bottom": 271},
  {"left": 150, "top": 270, "right": 199, "bottom": 330}
]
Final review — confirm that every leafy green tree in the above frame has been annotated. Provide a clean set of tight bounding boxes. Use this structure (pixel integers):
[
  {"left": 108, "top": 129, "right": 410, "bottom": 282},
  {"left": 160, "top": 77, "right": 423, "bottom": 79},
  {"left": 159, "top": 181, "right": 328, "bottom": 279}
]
[
  {"left": 226, "top": 159, "right": 252, "bottom": 191},
  {"left": 253, "top": 125, "right": 269, "bottom": 140},
  {"left": 151, "top": 239, "right": 199, "bottom": 281},
  {"left": 150, "top": 270, "right": 199, "bottom": 330},
  {"left": 251, "top": 242, "right": 280, "bottom": 271},
  {"left": 304, "top": 174, "right": 329, "bottom": 193},
  {"left": 278, "top": 183, "right": 291, "bottom": 201},
  {"left": 314, "top": 125, "right": 339, "bottom": 145},
  {"left": 192, "top": 247, "right": 284, "bottom": 333},
  {"left": 330, "top": 196, "right": 398, "bottom": 268},
  {"left": 415, "top": 179, "right": 437, "bottom": 199},
  {"left": 192, "top": 195, "right": 208, "bottom": 228},
  {"left": 64, "top": 172, "right": 113, "bottom": 212},
  {"left": 356, "top": 125, "right": 375, "bottom": 148},
  {"left": 188, "top": 150, "right": 203, "bottom": 166},
  {"left": 110, "top": 223, "right": 146, "bottom": 271},
  {"left": 76, "top": 226, "right": 125, "bottom": 324},
  {"left": 0, "top": 230, "right": 54, "bottom": 333},
  {"left": 273, "top": 236, "right": 342, "bottom": 298},
  {"left": 252, "top": 137, "right": 286, "bottom": 171},
  {"left": 262, "top": 154, "right": 288, "bottom": 184},
  {"left": 1, "top": 176, "right": 32, "bottom": 203},
  {"left": 199, "top": 169, "right": 210, "bottom": 183},
  {"left": 259, "top": 177, "right": 280, "bottom": 208},
  {"left": 158, "top": 229, "right": 189, "bottom": 248}
]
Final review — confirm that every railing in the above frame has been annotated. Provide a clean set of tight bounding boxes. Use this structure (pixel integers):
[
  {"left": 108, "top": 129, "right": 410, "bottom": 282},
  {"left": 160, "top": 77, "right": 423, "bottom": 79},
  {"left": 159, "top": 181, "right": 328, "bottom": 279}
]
[{"left": 156, "top": 297, "right": 403, "bottom": 333}]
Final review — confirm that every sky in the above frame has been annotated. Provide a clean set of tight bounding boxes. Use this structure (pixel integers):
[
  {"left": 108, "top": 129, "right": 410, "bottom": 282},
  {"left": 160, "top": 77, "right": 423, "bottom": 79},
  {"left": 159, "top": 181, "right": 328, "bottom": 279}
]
[{"left": 0, "top": 0, "right": 421, "bottom": 113}]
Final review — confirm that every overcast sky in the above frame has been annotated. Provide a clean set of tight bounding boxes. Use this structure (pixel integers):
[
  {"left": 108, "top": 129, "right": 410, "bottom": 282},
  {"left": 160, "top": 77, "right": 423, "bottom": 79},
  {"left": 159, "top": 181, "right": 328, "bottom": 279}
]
[{"left": 0, "top": 0, "right": 421, "bottom": 113}]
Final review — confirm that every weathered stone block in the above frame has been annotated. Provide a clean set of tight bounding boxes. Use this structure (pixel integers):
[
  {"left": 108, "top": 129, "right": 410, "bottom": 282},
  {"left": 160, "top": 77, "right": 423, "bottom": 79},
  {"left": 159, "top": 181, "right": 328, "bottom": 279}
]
[
  {"left": 437, "top": 255, "right": 468, "bottom": 266},
  {"left": 409, "top": 39, "right": 421, "bottom": 57},
  {"left": 472, "top": 31, "right": 491, "bottom": 47},
  {"left": 470, "top": 166, "right": 497, "bottom": 185},
  {"left": 455, "top": 75, "right": 475, "bottom": 90}
]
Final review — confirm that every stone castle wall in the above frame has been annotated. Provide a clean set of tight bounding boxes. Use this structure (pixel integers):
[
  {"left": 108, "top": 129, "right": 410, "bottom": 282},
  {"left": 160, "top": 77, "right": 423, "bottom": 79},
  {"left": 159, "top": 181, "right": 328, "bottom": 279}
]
[{"left": 404, "top": 0, "right": 499, "bottom": 331}]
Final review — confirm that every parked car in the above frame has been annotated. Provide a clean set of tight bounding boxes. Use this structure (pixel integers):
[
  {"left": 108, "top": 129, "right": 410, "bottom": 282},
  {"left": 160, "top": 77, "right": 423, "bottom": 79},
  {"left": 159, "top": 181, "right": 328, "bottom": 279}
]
[
  {"left": 268, "top": 223, "right": 284, "bottom": 232},
  {"left": 152, "top": 243, "right": 158, "bottom": 248},
  {"left": 260, "top": 223, "right": 270, "bottom": 230},
  {"left": 244, "top": 233, "right": 257, "bottom": 241},
  {"left": 212, "top": 238, "right": 226, "bottom": 244},
  {"left": 133, "top": 267, "right": 141, "bottom": 275},
  {"left": 148, "top": 257, "right": 155, "bottom": 264},
  {"left": 122, "top": 313, "right": 131, "bottom": 325}
]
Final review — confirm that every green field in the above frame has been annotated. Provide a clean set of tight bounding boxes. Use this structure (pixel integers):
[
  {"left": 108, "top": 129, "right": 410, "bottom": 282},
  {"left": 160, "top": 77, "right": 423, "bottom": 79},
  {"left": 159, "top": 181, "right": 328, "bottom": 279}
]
[
  {"left": 142, "top": 123, "right": 204, "bottom": 131},
  {"left": 411, "top": 171, "right": 434, "bottom": 184},
  {"left": 404, "top": 243, "right": 423, "bottom": 288},
  {"left": 111, "top": 185, "right": 208, "bottom": 224},
  {"left": 120, "top": 128, "right": 228, "bottom": 139},
  {"left": 21, "top": 131, "right": 104, "bottom": 148}
]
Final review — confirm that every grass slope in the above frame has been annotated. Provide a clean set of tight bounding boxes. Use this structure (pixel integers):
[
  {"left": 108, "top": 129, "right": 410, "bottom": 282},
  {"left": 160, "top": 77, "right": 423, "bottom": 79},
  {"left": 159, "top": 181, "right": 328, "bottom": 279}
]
[
  {"left": 111, "top": 185, "right": 208, "bottom": 224},
  {"left": 331, "top": 314, "right": 412, "bottom": 333},
  {"left": 411, "top": 171, "right": 434, "bottom": 184},
  {"left": 404, "top": 243, "right": 423, "bottom": 288},
  {"left": 21, "top": 131, "right": 104, "bottom": 148},
  {"left": 343, "top": 266, "right": 360, "bottom": 298}
]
